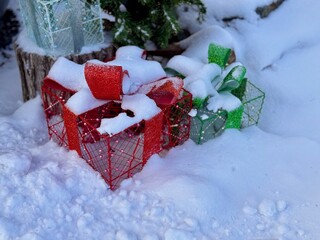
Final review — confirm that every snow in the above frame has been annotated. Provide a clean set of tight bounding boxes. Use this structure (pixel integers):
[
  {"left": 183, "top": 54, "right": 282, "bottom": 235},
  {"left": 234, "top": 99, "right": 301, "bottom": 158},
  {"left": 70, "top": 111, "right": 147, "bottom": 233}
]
[
  {"left": 115, "top": 45, "right": 146, "bottom": 59},
  {"left": 87, "top": 46, "right": 166, "bottom": 94},
  {"left": 47, "top": 57, "right": 88, "bottom": 91},
  {"left": 177, "top": 26, "right": 234, "bottom": 63},
  {"left": 207, "top": 92, "right": 242, "bottom": 112},
  {"left": 97, "top": 94, "right": 161, "bottom": 135},
  {"left": 166, "top": 55, "right": 204, "bottom": 77},
  {"left": 137, "top": 77, "right": 183, "bottom": 96},
  {"left": 66, "top": 88, "right": 109, "bottom": 115},
  {"left": 17, "top": 31, "right": 110, "bottom": 56},
  {"left": 167, "top": 54, "right": 242, "bottom": 111},
  {"left": 107, "top": 46, "right": 166, "bottom": 94},
  {"left": 201, "top": 0, "right": 274, "bottom": 22},
  {"left": 1, "top": 0, "right": 320, "bottom": 239},
  {"left": 172, "top": 62, "right": 221, "bottom": 99}
]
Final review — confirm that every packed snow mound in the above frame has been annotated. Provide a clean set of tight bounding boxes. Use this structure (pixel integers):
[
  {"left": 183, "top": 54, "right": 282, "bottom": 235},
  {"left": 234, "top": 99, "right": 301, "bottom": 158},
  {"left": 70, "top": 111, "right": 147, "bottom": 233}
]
[{"left": 177, "top": 26, "right": 234, "bottom": 63}]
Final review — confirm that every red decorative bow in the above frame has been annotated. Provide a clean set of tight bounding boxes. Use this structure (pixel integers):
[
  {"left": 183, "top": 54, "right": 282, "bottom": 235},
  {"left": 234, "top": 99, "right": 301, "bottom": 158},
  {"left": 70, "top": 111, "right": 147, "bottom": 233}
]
[{"left": 84, "top": 61, "right": 183, "bottom": 106}]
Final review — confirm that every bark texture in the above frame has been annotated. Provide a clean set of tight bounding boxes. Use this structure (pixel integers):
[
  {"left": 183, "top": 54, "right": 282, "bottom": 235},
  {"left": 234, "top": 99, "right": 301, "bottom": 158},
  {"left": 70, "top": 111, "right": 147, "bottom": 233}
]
[
  {"left": 15, "top": 43, "right": 115, "bottom": 101},
  {"left": 256, "top": 0, "right": 285, "bottom": 18}
]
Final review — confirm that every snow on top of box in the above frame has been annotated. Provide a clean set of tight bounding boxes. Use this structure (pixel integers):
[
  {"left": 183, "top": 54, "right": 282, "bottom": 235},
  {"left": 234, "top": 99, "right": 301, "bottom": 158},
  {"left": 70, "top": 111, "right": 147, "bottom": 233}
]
[
  {"left": 17, "top": 30, "right": 110, "bottom": 56},
  {"left": 137, "top": 77, "right": 183, "bottom": 95},
  {"left": 107, "top": 57, "right": 166, "bottom": 87},
  {"left": 207, "top": 92, "right": 242, "bottom": 112},
  {"left": 97, "top": 94, "right": 161, "bottom": 135},
  {"left": 166, "top": 55, "right": 204, "bottom": 76},
  {"left": 166, "top": 53, "right": 244, "bottom": 111},
  {"left": 183, "top": 63, "right": 222, "bottom": 99},
  {"left": 115, "top": 45, "right": 146, "bottom": 60},
  {"left": 47, "top": 57, "right": 88, "bottom": 91},
  {"left": 46, "top": 46, "right": 165, "bottom": 127},
  {"left": 86, "top": 46, "right": 166, "bottom": 94},
  {"left": 178, "top": 26, "right": 234, "bottom": 63},
  {"left": 65, "top": 88, "right": 109, "bottom": 115},
  {"left": 47, "top": 46, "right": 166, "bottom": 95},
  {"left": 17, "top": 30, "right": 46, "bottom": 56},
  {"left": 107, "top": 58, "right": 166, "bottom": 94}
]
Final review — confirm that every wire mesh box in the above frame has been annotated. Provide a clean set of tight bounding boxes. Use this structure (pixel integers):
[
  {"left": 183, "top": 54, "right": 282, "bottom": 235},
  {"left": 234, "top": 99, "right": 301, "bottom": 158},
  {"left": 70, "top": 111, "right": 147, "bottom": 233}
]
[
  {"left": 19, "top": 0, "right": 104, "bottom": 56},
  {"left": 41, "top": 79, "right": 163, "bottom": 190},
  {"left": 190, "top": 108, "right": 228, "bottom": 144},
  {"left": 240, "top": 81, "right": 265, "bottom": 128},
  {"left": 41, "top": 78, "right": 192, "bottom": 189},
  {"left": 161, "top": 90, "right": 192, "bottom": 149},
  {"left": 190, "top": 79, "right": 265, "bottom": 144}
]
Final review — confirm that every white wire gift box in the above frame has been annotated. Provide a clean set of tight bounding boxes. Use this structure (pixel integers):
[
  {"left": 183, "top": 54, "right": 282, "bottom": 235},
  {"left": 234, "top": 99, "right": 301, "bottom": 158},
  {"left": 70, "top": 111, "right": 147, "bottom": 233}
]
[{"left": 18, "top": 0, "right": 104, "bottom": 56}]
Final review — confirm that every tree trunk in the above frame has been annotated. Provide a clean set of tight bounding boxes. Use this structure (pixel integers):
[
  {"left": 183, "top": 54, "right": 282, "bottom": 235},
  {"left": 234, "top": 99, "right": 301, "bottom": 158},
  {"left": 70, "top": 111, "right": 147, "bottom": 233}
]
[{"left": 15, "top": 43, "right": 115, "bottom": 102}]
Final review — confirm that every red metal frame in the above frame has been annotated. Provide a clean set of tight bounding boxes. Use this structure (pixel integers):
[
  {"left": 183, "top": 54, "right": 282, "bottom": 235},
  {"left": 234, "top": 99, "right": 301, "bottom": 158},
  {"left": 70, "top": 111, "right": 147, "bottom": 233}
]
[
  {"left": 41, "top": 80, "right": 191, "bottom": 190},
  {"left": 161, "top": 90, "right": 192, "bottom": 149}
]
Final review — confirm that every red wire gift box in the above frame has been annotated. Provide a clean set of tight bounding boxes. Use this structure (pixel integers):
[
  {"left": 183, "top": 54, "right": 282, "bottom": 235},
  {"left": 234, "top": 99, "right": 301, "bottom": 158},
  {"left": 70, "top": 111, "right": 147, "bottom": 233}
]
[{"left": 41, "top": 48, "right": 192, "bottom": 190}]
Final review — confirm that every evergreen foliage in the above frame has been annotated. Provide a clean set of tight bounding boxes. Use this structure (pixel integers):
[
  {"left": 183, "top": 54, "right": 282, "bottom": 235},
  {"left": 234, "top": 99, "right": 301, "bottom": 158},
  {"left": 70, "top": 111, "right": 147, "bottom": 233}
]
[{"left": 99, "top": 0, "right": 206, "bottom": 48}]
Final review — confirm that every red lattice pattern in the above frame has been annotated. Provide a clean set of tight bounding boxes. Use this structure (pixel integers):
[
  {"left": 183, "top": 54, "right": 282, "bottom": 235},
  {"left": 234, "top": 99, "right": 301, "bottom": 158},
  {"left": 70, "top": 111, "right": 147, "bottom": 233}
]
[
  {"left": 41, "top": 79, "right": 192, "bottom": 190},
  {"left": 161, "top": 90, "right": 192, "bottom": 149},
  {"left": 42, "top": 80, "right": 162, "bottom": 190},
  {"left": 42, "top": 82, "right": 73, "bottom": 148}
]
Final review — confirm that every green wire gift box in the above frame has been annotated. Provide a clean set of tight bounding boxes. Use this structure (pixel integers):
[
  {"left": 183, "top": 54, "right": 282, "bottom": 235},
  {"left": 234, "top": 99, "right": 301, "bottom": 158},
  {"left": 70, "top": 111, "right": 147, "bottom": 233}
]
[{"left": 166, "top": 43, "right": 265, "bottom": 144}]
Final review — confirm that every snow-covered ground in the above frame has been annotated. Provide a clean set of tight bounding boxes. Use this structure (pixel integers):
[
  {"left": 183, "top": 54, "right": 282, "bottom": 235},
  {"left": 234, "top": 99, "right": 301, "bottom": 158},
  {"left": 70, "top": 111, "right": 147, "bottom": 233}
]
[{"left": 1, "top": 0, "right": 320, "bottom": 239}]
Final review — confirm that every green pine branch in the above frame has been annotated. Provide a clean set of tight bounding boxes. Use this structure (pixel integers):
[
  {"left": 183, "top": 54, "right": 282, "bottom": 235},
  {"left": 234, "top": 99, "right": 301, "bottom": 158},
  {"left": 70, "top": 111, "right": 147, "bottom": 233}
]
[{"left": 99, "top": 0, "right": 206, "bottom": 48}]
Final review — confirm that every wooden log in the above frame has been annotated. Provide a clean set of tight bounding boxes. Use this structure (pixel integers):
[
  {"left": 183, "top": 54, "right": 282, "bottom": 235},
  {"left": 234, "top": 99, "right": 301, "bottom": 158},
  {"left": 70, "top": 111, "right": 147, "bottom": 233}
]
[
  {"left": 256, "top": 0, "right": 286, "bottom": 18},
  {"left": 222, "top": 0, "right": 285, "bottom": 22},
  {"left": 15, "top": 43, "right": 115, "bottom": 102}
]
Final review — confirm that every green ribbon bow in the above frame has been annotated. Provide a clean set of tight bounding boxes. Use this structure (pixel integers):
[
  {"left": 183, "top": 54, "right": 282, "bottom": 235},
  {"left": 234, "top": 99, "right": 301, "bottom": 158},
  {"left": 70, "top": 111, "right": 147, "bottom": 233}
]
[
  {"left": 207, "top": 43, "right": 247, "bottom": 129},
  {"left": 208, "top": 43, "right": 246, "bottom": 93}
]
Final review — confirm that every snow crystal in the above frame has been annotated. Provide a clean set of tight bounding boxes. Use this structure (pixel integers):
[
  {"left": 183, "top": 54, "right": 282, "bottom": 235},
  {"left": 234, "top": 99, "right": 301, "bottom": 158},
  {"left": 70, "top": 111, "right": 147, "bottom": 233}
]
[{"left": 97, "top": 94, "right": 161, "bottom": 135}]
